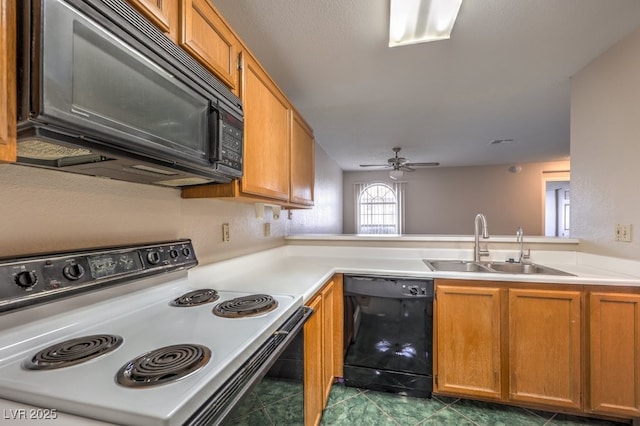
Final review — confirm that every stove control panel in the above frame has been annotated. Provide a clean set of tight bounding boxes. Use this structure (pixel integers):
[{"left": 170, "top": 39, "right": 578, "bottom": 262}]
[{"left": 0, "top": 240, "right": 197, "bottom": 313}]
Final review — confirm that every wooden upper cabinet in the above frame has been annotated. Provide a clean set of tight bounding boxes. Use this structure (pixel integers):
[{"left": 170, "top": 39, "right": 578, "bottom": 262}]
[
  {"left": 178, "top": 7, "right": 316, "bottom": 207},
  {"left": 127, "top": 0, "right": 179, "bottom": 42},
  {"left": 435, "top": 283, "right": 503, "bottom": 400},
  {"left": 179, "top": 0, "right": 239, "bottom": 92},
  {"left": 508, "top": 288, "right": 582, "bottom": 410},
  {"left": 290, "top": 109, "right": 315, "bottom": 206},
  {"left": 0, "top": 0, "right": 16, "bottom": 163},
  {"left": 588, "top": 292, "right": 640, "bottom": 418},
  {"left": 239, "top": 52, "right": 290, "bottom": 201}
]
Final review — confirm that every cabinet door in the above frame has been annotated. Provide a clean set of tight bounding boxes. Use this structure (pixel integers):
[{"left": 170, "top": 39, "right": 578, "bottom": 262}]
[
  {"left": 589, "top": 292, "right": 640, "bottom": 417},
  {"left": 0, "top": 0, "right": 16, "bottom": 163},
  {"left": 508, "top": 289, "right": 582, "bottom": 410},
  {"left": 435, "top": 284, "right": 503, "bottom": 400},
  {"left": 331, "top": 274, "right": 344, "bottom": 379},
  {"left": 128, "top": 0, "right": 178, "bottom": 42},
  {"left": 304, "top": 295, "right": 323, "bottom": 426},
  {"left": 290, "top": 110, "right": 315, "bottom": 206},
  {"left": 179, "top": 0, "right": 238, "bottom": 91},
  {"left": 321, "top": 279, "right": 335, "bottom": 403},
  {"left": 239, "top": 52, "right": 290, "bottom": 201}
]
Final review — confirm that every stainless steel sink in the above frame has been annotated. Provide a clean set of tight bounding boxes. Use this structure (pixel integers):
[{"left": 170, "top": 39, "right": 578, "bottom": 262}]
[
  {"left": 423, "top": 260, "right": 491, "bottom": 273},
  {"left": 424, "top": 259, "right": 574, "bottom": 276}
]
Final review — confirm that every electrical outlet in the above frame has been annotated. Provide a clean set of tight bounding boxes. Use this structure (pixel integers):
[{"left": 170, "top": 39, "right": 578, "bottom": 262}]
[
  {"left": 615, "top": 224, "right": 632, "bottom": 242},
  {"left": 264, "top": 222, "right": 271, "bottom": 237},
  {"left": 222, "top": 223, "right": 230, "bottom": 242}
]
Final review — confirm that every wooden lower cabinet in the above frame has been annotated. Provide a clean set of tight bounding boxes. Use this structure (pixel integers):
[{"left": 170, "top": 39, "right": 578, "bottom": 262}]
[
  {"left": 435, "top": 283, "right": 503, "bottom": 400},
  {"left": 435, "top": 281, "right": 597, "bottom": 416},
  {"left": 320, "top": 279, "right": 335, "bottom": 403},
  {"left": 304, "top": 294, "right": 323, "bottom": 426},
  {"left": 304, "top": 274, "right": 343, "bottom": 426},
  {"left": 508, "top": 288, "right": 582, "bottom": 410},
  {"left": 588, "top": 292, "right": 640, "bottom": 417}
]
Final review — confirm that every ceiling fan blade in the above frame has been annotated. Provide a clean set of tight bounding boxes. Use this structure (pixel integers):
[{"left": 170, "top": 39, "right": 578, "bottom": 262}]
[
  {"left": 359, "top": 164, "right": 391, "bottom": 167},
  {"left": 404, "top": 162, "right": 440, "bottom": 167}
]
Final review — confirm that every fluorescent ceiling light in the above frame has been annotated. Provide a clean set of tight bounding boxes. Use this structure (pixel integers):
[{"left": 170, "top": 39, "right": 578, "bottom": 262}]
[{"left": 389, "top": 0, "right": 463, "bottom": 47}]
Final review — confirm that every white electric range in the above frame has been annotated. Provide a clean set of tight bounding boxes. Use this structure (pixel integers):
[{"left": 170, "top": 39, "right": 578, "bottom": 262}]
[{"left": 0, "top": 240, "right": 307, "bottom": 425}]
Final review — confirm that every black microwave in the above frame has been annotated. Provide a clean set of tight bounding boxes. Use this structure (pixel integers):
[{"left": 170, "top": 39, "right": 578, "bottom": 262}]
[{"left": 16, "top": 0, "right": 243, "bottom": 187}]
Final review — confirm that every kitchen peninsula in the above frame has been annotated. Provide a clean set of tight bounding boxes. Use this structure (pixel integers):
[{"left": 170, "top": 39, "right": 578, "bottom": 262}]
[{"left": 201, "top": 235, "right": 640, "bottom": 423}]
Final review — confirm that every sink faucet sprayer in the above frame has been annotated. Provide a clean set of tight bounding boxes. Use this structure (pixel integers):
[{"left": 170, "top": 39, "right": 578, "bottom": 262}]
[{"left": 474, "top": 213, "right": 490, "bottom": 262}]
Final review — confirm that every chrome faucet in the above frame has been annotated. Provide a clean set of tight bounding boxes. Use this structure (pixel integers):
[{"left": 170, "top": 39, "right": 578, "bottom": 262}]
[
  {"left": 474, "top": 213, "right": 490, "bottom": 262},
  {"left": 516, "top": 226, "right": 530, "bottom": 263}
]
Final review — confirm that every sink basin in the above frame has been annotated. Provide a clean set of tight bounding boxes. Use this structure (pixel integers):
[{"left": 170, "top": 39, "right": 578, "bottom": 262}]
[
  {"left": 424, "top": 260, "right": 574, "bottom": 276},
  {"left": 481, "top": 262, "right": 574, "bottom": 276},
  {"left": 423, "top": 260, "right": 491, "bottom": 273}
]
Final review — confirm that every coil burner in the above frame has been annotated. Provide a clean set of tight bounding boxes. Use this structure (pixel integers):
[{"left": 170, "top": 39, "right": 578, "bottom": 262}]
[
  {"left": 116, "top": 344, "right": 211, "bottom": 388},
  {"left": 23, "top": 334, "right": 123, "bottom": 370},
  {"left": 170, "top": 289, "right": 219, "bottom": 307},
  {"left": 212, "top": 294, "right": 278, "bottom": 318}
]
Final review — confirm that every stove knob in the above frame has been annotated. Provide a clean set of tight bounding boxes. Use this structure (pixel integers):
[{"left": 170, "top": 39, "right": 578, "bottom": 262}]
[
  {"left": 408, "top": 286, "right": 420, "bottom": 296},
  {"left": 182, "top": 247, "right": 192, "bottom": 257},
  {"left": 15, "top": 270, "right": 38, "bottom": 289},
  {"left": 169, "top": 249, "right": 179, "bottom": 259},
  {"left": 147, "top": 251, "right": 161, "bottom": 265},
  {"left": 63, "top": 264, "right": 85, "bottom": 281}
]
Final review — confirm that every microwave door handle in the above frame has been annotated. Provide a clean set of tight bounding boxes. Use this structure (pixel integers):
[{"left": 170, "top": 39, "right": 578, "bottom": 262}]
[{"left": 208, "top": 102, "right": 220, "bottom": 164}]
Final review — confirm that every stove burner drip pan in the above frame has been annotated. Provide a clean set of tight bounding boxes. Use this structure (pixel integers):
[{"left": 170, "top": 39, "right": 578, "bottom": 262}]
[
  {"left": 116, "top": 344, "right": 211, "bottom": 388},
  {"left": 171, "top": 289, "right": 219, "bottom": 307},
  {"left": 24, "top": 334, "right": 123, "bottom": 370},
  {"left": 212, "top": 294, "right": 278, "bottom": 318}
]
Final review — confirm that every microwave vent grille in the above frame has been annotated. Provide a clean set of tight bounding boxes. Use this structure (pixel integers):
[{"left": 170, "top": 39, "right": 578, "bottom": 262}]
[{"left": 17, "top": 140, "right": 92, "bottom": 160}]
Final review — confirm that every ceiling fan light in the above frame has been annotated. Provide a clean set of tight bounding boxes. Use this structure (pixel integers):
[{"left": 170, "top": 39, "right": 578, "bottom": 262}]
[
  {"left": 389, "top": 169, "right": 404, "bottom": 180},
  {"left": 389, "top": 0, "right": 463, "bottom": 47}
]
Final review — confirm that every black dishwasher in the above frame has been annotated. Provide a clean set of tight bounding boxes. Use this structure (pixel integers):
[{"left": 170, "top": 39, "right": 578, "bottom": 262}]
[{"left": 343, "top": 275, "right": 434, "bottom": 398}]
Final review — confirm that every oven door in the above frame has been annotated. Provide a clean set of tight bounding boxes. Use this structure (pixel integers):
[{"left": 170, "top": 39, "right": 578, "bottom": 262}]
[
  {"left": 185, "top": 306, "right": 313, "bottom": 425},
  {"left": 25, "top": 0, "right": 217, "bottom": 169}
]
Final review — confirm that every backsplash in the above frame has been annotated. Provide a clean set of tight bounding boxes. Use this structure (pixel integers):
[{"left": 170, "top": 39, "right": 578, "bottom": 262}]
[{"left": 0, "top": 144, "right": 344, "bottom": 264}]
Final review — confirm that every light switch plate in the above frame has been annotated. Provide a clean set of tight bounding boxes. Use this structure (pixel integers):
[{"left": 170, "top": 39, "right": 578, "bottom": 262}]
[{"left": 615, "top": 224, "right": 632, "bottom": 242}]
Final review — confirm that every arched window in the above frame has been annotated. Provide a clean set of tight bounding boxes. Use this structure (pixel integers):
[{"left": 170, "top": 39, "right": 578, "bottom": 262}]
[{"left": 355, "top": 182, "right": 404, "bottom": 234}]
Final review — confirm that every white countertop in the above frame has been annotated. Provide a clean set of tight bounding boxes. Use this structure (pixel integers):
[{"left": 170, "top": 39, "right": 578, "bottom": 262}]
[
  {"left": 2, "top": 240, "right": 639, "bottom": 424},
  {"left": 285, "top": 234, "right": 581, "bottom": 244},
  {"left": 189, "top": 244, "right": 640, "bottom": 303}
]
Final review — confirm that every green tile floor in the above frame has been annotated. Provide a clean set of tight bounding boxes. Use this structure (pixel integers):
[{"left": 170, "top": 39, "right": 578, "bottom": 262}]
[{"left": 229, "top": 379, "right": 631, "bottom": 426}]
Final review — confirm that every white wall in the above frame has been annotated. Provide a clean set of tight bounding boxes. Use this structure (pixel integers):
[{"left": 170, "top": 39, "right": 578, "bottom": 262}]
[
  {"left": 288, "top": 145, "right": 343, "bottom": 235},
  {"left": 0, "top": 144, "right": 342, "bottom": 264},
  {"left": 343, "top": 161, "right": 569, "bottom": 236},
  {"left": 571, "top": 26, "right": 640, "bottom": 260}
]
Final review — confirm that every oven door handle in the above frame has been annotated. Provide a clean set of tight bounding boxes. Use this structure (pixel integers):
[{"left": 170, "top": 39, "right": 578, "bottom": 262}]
[{"left": 185, "top": 306, "right": 313, "bottom": 425}]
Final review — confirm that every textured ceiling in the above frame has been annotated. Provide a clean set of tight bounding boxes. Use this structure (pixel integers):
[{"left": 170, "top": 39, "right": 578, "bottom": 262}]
[{"left": 211, "top": 0, "right": 640, "bottom": 171}]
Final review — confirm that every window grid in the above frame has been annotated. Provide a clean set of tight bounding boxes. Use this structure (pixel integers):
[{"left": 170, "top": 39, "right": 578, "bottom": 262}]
[{"left": 357, "top": 183, "right": 400, "bottom": 234}]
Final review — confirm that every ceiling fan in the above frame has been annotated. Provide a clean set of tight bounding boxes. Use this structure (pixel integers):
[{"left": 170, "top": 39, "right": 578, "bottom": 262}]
[{"left": 359, "top": 147, "right": 439, "bottom": 179}]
